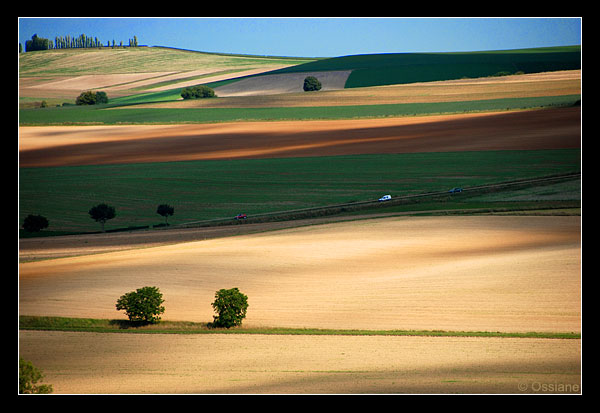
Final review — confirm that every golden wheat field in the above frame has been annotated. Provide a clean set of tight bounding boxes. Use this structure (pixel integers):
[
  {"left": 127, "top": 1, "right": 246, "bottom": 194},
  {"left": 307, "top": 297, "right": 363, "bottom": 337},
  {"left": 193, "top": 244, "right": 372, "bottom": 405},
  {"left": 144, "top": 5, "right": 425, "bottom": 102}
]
[
  {"left": 18, "top": 215, "right": 582, "bottom": 332},
  {"left": 19, "top": 215, "right": 581, "bottom": 394},
  {"left": 19, "top": 331, "right": 581, "bottom": 394}
]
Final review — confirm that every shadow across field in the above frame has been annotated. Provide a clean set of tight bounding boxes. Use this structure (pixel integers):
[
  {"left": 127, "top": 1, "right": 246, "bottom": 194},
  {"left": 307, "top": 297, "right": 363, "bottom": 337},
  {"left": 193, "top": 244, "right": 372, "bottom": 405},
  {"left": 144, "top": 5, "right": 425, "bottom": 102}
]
[{"left": 19, "top": 107, "right": 581, "bottom": 168}]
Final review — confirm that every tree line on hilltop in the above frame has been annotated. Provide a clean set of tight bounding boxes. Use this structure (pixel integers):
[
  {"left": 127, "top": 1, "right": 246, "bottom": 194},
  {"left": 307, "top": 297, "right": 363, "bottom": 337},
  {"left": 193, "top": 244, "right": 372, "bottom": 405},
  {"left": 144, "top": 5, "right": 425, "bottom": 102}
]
[{"left": 20, "top": 33, "right": 140, "bottom": 52}]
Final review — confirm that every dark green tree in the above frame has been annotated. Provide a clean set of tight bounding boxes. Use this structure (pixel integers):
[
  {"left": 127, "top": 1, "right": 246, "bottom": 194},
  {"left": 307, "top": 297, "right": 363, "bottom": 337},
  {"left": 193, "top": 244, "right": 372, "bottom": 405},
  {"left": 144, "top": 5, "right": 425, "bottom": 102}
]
[
  {"left": 303, "top": 76, "right": 322, "bottom": 92},
  {"left": 88, "top": 203, "right": 116, "bottom": 232},
  {"left": 181, "top": 85, "right": 216, "bottom": 99},
  {"left": 116, "top": 286, "right": 165, "bottom": 324},
  {"left": 25, "top": 34, "right": 50, "bottom": 52},
  {"left": 75, "top": 90, "right": 108, "bottom": 105},
  {"left": 22, "top": 214, "right": 49, "bottom": 232},
  {"left": 211, "top": 288, "right": 249, "bottom": 328},
  {"left": 156, "top": 204, "right": 175, "bottom": 225},
  {"left": 76, "top": 90, "right": 97, "bottom": 105},
  {"left": 95, "top": 91, "right": 108, "bottom": 104},
  {"left": 19, "top": 358, "right": 53, "bottom": 394}
]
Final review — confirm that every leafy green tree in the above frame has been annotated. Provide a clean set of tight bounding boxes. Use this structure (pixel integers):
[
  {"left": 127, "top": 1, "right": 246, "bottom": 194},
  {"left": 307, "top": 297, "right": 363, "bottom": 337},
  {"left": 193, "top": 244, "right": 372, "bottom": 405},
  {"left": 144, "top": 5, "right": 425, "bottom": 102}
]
[
  {"left": 22, "top": 214, "right": 49, "bottom": 232},
  {"left": 156, "top": 204, "right": 175, "bottom": 225},
  {"left": 19, "top": 358, "right": 53, "bottom": 394},
  {"left": 303, "top": 76, "right": 322, "bottom": 92},
  {"left": 25, "top": 34, "right": 50, "bottom": 52},
  {"left": 88, "top": 203, "right": 116, "bottom": 232},
  {"left": 211, "top": 288, "right": 249, "bottom": 328},
  {"left": 76, "top": 90, "right": 108, "bottom": 105},
  {"left": 181, "top": 85, "right": 216, "bottom": 99},
  {"left": 76, "top": 90, "right": 97, "bottom": 105},
  {"left": 95, "top": 91, "right": 108, "bottom": 104},
  {"left": 116, "top": 286, "right": 165, "bottom": 324}
]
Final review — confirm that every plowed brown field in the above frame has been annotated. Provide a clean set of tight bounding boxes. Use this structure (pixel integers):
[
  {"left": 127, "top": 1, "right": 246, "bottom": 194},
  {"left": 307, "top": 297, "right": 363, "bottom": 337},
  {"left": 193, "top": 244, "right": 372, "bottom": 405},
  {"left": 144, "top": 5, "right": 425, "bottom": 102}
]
[{"left": 19, "top": 106, "right": 580, "bottom": 167}]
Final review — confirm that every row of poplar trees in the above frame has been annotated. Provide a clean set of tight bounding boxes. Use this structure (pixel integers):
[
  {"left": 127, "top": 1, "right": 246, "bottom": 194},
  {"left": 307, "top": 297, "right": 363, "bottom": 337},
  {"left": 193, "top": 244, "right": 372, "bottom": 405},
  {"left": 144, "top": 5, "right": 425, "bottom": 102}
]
[{"left": 23, "top": 34, "right": 139, "bottom": 52}]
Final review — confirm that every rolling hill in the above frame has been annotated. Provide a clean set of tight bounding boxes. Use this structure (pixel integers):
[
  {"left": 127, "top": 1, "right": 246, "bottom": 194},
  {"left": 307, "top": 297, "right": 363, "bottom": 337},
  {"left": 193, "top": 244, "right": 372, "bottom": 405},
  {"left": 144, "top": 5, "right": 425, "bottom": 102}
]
[
  {"left": 266, "top": 45, "right": 581, "bottom": 88},
  {"left": 19, "top": 45, "right": 581, "bottom": 234}
]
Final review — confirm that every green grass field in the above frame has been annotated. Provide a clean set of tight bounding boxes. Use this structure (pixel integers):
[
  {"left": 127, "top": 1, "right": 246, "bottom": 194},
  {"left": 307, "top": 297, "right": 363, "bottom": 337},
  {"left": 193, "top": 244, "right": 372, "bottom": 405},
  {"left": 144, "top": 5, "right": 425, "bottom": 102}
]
[{"left": 19, "top": 149, "right": 581, "bottom": 234}]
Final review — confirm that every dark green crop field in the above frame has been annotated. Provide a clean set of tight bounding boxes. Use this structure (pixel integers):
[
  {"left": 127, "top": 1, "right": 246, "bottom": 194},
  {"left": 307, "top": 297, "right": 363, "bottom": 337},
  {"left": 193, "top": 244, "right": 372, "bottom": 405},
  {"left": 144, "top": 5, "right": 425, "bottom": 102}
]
[
  {"left": 264, "top": 46, "right": 581, "bottom": 88},
  {"left": 19, "top": 148, "right": 580, "bottom": 234}
]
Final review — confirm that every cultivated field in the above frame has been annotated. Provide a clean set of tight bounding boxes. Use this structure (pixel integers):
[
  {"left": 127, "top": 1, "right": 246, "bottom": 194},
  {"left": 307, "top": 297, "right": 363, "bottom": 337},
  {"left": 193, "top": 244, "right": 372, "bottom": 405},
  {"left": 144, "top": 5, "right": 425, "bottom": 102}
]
[
  {"left": 19, "top": 46, "right": 311, "bottom": 100},
  {"left": 18, "top": 47, "right": 582, "bottom": 394},
  {"left": 19, "top": 215, "right": 581, "bottom": 394},
  {"left": 19, "top": 331, "right": 581, "bottom": 394},
  {"left": 19, "top": 106, "right": 580, "bottom": 167},
  {"left": 19, "top": 216, "right": 580, "bottom": 332}
]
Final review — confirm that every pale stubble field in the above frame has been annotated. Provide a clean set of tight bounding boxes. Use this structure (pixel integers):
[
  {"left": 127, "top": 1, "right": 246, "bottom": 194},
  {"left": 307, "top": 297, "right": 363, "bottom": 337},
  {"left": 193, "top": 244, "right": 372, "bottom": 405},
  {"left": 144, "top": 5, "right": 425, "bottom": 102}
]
[{"left": 19, "top": 215, "right": 581, "bottom": 394}]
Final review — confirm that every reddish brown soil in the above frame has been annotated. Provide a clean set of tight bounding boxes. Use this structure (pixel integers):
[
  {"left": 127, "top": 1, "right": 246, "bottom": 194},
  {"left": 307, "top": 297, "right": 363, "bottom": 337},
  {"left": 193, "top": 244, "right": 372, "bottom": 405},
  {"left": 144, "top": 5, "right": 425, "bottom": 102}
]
[{"left": 19, "top": 107, "right": 580, "bottom": 168}]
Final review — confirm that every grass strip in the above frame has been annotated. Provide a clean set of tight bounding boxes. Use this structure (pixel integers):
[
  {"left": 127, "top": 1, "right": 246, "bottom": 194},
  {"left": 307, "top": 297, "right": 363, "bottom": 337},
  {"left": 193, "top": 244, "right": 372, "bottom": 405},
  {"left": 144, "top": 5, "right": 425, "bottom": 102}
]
[
  {"left": 19, "top": 316, "right": 580, "bottom": 339},
  {"left": 19, "top": 95, "right": 580, "bottom": 125}
]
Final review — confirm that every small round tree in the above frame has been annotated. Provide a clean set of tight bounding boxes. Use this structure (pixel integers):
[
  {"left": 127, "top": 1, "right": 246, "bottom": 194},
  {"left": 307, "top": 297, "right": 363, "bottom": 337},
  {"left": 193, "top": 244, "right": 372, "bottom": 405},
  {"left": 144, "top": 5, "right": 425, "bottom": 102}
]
[
  {"left": 95, "top": 91, "right": 109, "bottom": 104},
  {"left": 156, "top": 204, "right": 175, "bottom": 225},
  {"left": 303, "top": 76, "right": 322, "bottom": 92},
  {"left": 211, "top": 287, "right": 249, "bottom": 328},
  {"left": 88, "top": 203, "right": 116, "bottom": 232},
  {"left": 116, "top": 286, "right": 165, "bottom": 324},
  {"left": 22, "top": 214, "right": 49, "bottom": 232}
]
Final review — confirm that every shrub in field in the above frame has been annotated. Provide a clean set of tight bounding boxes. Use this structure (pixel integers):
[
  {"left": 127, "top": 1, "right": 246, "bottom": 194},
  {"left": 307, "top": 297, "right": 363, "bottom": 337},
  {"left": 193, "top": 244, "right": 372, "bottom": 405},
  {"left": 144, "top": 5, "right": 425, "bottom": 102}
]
[
  {"left": 181, "top": 85, "right": 216, "bottom": 99},
  {"left": 88, "top": 203, "right": 116, "bottom": 232},
  {"left": 156, "top": 204, "right": 175, "bottom": 225},
  {"left": 19, "top": 358, "right": 53, "bottom": 394},
  {"left": 116, "top": 286, "right": 165, "bottom": 324},
  {"left": 303, "top": 76, "right": 322, "bottom": 91},
  {"left": 76, "top": 90, "right": 109, "bottom": 105},
  {"left": 22, "top": 214, "right": 49, "bottom": 232},
  {"left": 211, "top": 287, "right": 249, "bottom": 328}
]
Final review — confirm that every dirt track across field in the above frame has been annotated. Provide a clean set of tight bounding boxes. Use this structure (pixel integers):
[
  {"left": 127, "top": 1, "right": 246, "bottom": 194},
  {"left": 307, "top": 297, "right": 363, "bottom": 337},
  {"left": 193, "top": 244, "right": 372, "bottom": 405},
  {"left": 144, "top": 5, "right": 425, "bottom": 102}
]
[{"left": 19, "top": 106, "right": 580, "bottom": 167}]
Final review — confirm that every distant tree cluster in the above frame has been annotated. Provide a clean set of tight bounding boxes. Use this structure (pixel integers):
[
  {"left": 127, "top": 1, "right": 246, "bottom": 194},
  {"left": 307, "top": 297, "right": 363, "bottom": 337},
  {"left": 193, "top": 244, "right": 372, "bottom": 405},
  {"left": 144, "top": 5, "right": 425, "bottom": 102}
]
[
  {"left": 54, "top": 33, "right": 103, "bottom": 49},
  {"left": 22, "top": 34, "right": 139, "bottom": 52},
  {"left": 181, "top": 85, "right": 216, "bottom": 99},
  {"left": 24, "top": 34, "right": 50, "bottom": 52},
  {"left": 76, "top": 90, "right": 109, "bottom": 105}
]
